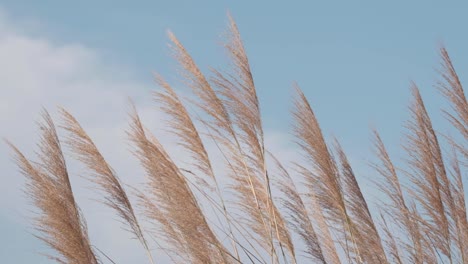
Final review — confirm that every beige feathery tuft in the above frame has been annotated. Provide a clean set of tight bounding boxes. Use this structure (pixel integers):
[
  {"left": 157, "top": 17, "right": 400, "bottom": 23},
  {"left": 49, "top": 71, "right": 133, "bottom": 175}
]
[
  {"left": 167, "top": 31, "right": 235, "bottom": 139},
  {"left": 170, "top": 15, "right": 294, "bottom": 262},
  {"left": 127, "top": 106, "right": 232, "bottom": 264},
  {"left": 405, "top": 85, "right": 453, "bottom": 261},
  {"left": 292, "top": 84, "right": 361, "bottom": 262},
  {"left": 152, "top": 74, "right": 216, "bottom": 190},
  {"left": 153, "top": 73, "right": 240, "bottom": 260},
  {"left": 333, "top": 140, "right": 387, "bottom": 263},
  {"left": 379, "top": 214, "right": 403, "bottom": 264},
  {"left": 437, "top": 47, "right": 468, "bottom": 142},
  {"left": 7, "top": 111, "right": 99, "bottom": 264},
  {"left": 371, "top": 129, "right": 434, "bottom": 263},
  {"left": 447, "top": 148, "right": 468, "bottom": 263},
  {"left": 216, "top": 15, "right": 295, "bottom": 263},
  {"left": 296, "top": 164, "right": 341, "bottom": 264},
  {"left": 270, "top": 153, "right": 325, "bottom": 263},
  {"left": 60, "top": 109, "right": 155, "bottom": 264}
]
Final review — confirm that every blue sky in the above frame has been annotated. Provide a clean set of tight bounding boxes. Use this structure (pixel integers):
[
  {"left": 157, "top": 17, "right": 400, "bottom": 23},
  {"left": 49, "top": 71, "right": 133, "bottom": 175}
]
[
  {"left": 0, "top": 1, "right": 467, "bottom": 263},
  {"left": 3, "top": 0, "right": 467, "bottom": 152}
]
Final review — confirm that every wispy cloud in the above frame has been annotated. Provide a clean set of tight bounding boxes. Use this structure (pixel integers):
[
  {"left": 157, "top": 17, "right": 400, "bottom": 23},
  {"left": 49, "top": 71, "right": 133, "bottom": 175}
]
[{"left": 0, "top": 8, "right": 161, "bottom": 263}]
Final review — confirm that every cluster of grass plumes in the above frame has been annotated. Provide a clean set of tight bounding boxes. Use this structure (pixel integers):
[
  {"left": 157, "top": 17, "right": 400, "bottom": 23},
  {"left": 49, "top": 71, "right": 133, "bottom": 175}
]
[{"left": 8, "top": 15, "right": 467, "bottom": 264}]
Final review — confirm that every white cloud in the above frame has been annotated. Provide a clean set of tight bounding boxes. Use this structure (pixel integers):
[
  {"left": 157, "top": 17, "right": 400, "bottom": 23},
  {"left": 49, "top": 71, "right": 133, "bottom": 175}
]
[{"left": 0, "top": 10, "right": 162, "bottom": 263}]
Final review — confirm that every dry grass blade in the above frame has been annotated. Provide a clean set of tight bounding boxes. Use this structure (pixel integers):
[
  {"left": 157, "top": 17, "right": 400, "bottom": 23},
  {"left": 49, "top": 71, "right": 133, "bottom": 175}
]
[
  {"left": 153, "top": 73, "right": 240, "bottom": 260},
  {"left": 215, "top": 15, "right": 296, "bottom": 263},
  {"left": 165, "top": 33, "right": 275, "bottom": 256},
  {"left": 292, "top": 84, "right": 360, "bottom": 261},
  {"left": 437, "top": 47, "right": 468, "bottom": 141},
  {"left": 437, "top": 47, "right": 468, "bottom": 174},
  {"left": 135, "top": 190, "right": 190, "bottom": 264},
  {"left": 127, "top": 106, "right": 232, "bottom": 264},
  {"left": 169, "top": 14, "right": 290, "bottom": 262},
  {"left": 153, "top": 74, "right": 216, "bottom": 190},
  {"left": 447, "top": 149, "right": 468, "bottom": 263},
  {"left": 167, "top": 31, "right": 235, "bottom": 139},
  {"left": 211, "top": 13, "right": 264, "bottom": 172},
  {"left": 226, "top": 140, "right": 293, "bottom": 262},
  {"left": 270, "top": 153, "right": 325, "bottom": 263},
  {"left": 295, "top": 164, "right": 341, "bottom": 264},
  {"left": 405, "top": 85, "right": 453, "bottom": 261},
  {"left": 436, "top": 49, "right": 468, "bottom": 262},
  {"left": 373, "top": 131, "right": 437, "bottom": 263},
  {"left": 292, "top": 85, "right": 343, "bottom": 221},
  {"left": 228, "top": 156, "right": 279, "bottom": 258},
  {"left": 60, "top": 109, "right": 154, "bottom": 264},
  {"left": 333, "top": 140, "right": 387, "bottom": 263},
  {"left": 380, "top": 214, "right": 403, "bottom": 264},
  {"left": 371, "top": 129, "right": 436, "bottom": 263},
  {"left": 409, "top": 203, "right": 438, "bottom": 263},
  {"left": 270, "top": 193, "right": 295, "bottom": 264},
  {"left": 7, "top": 110, "right": 99, "bottom": 264}
]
